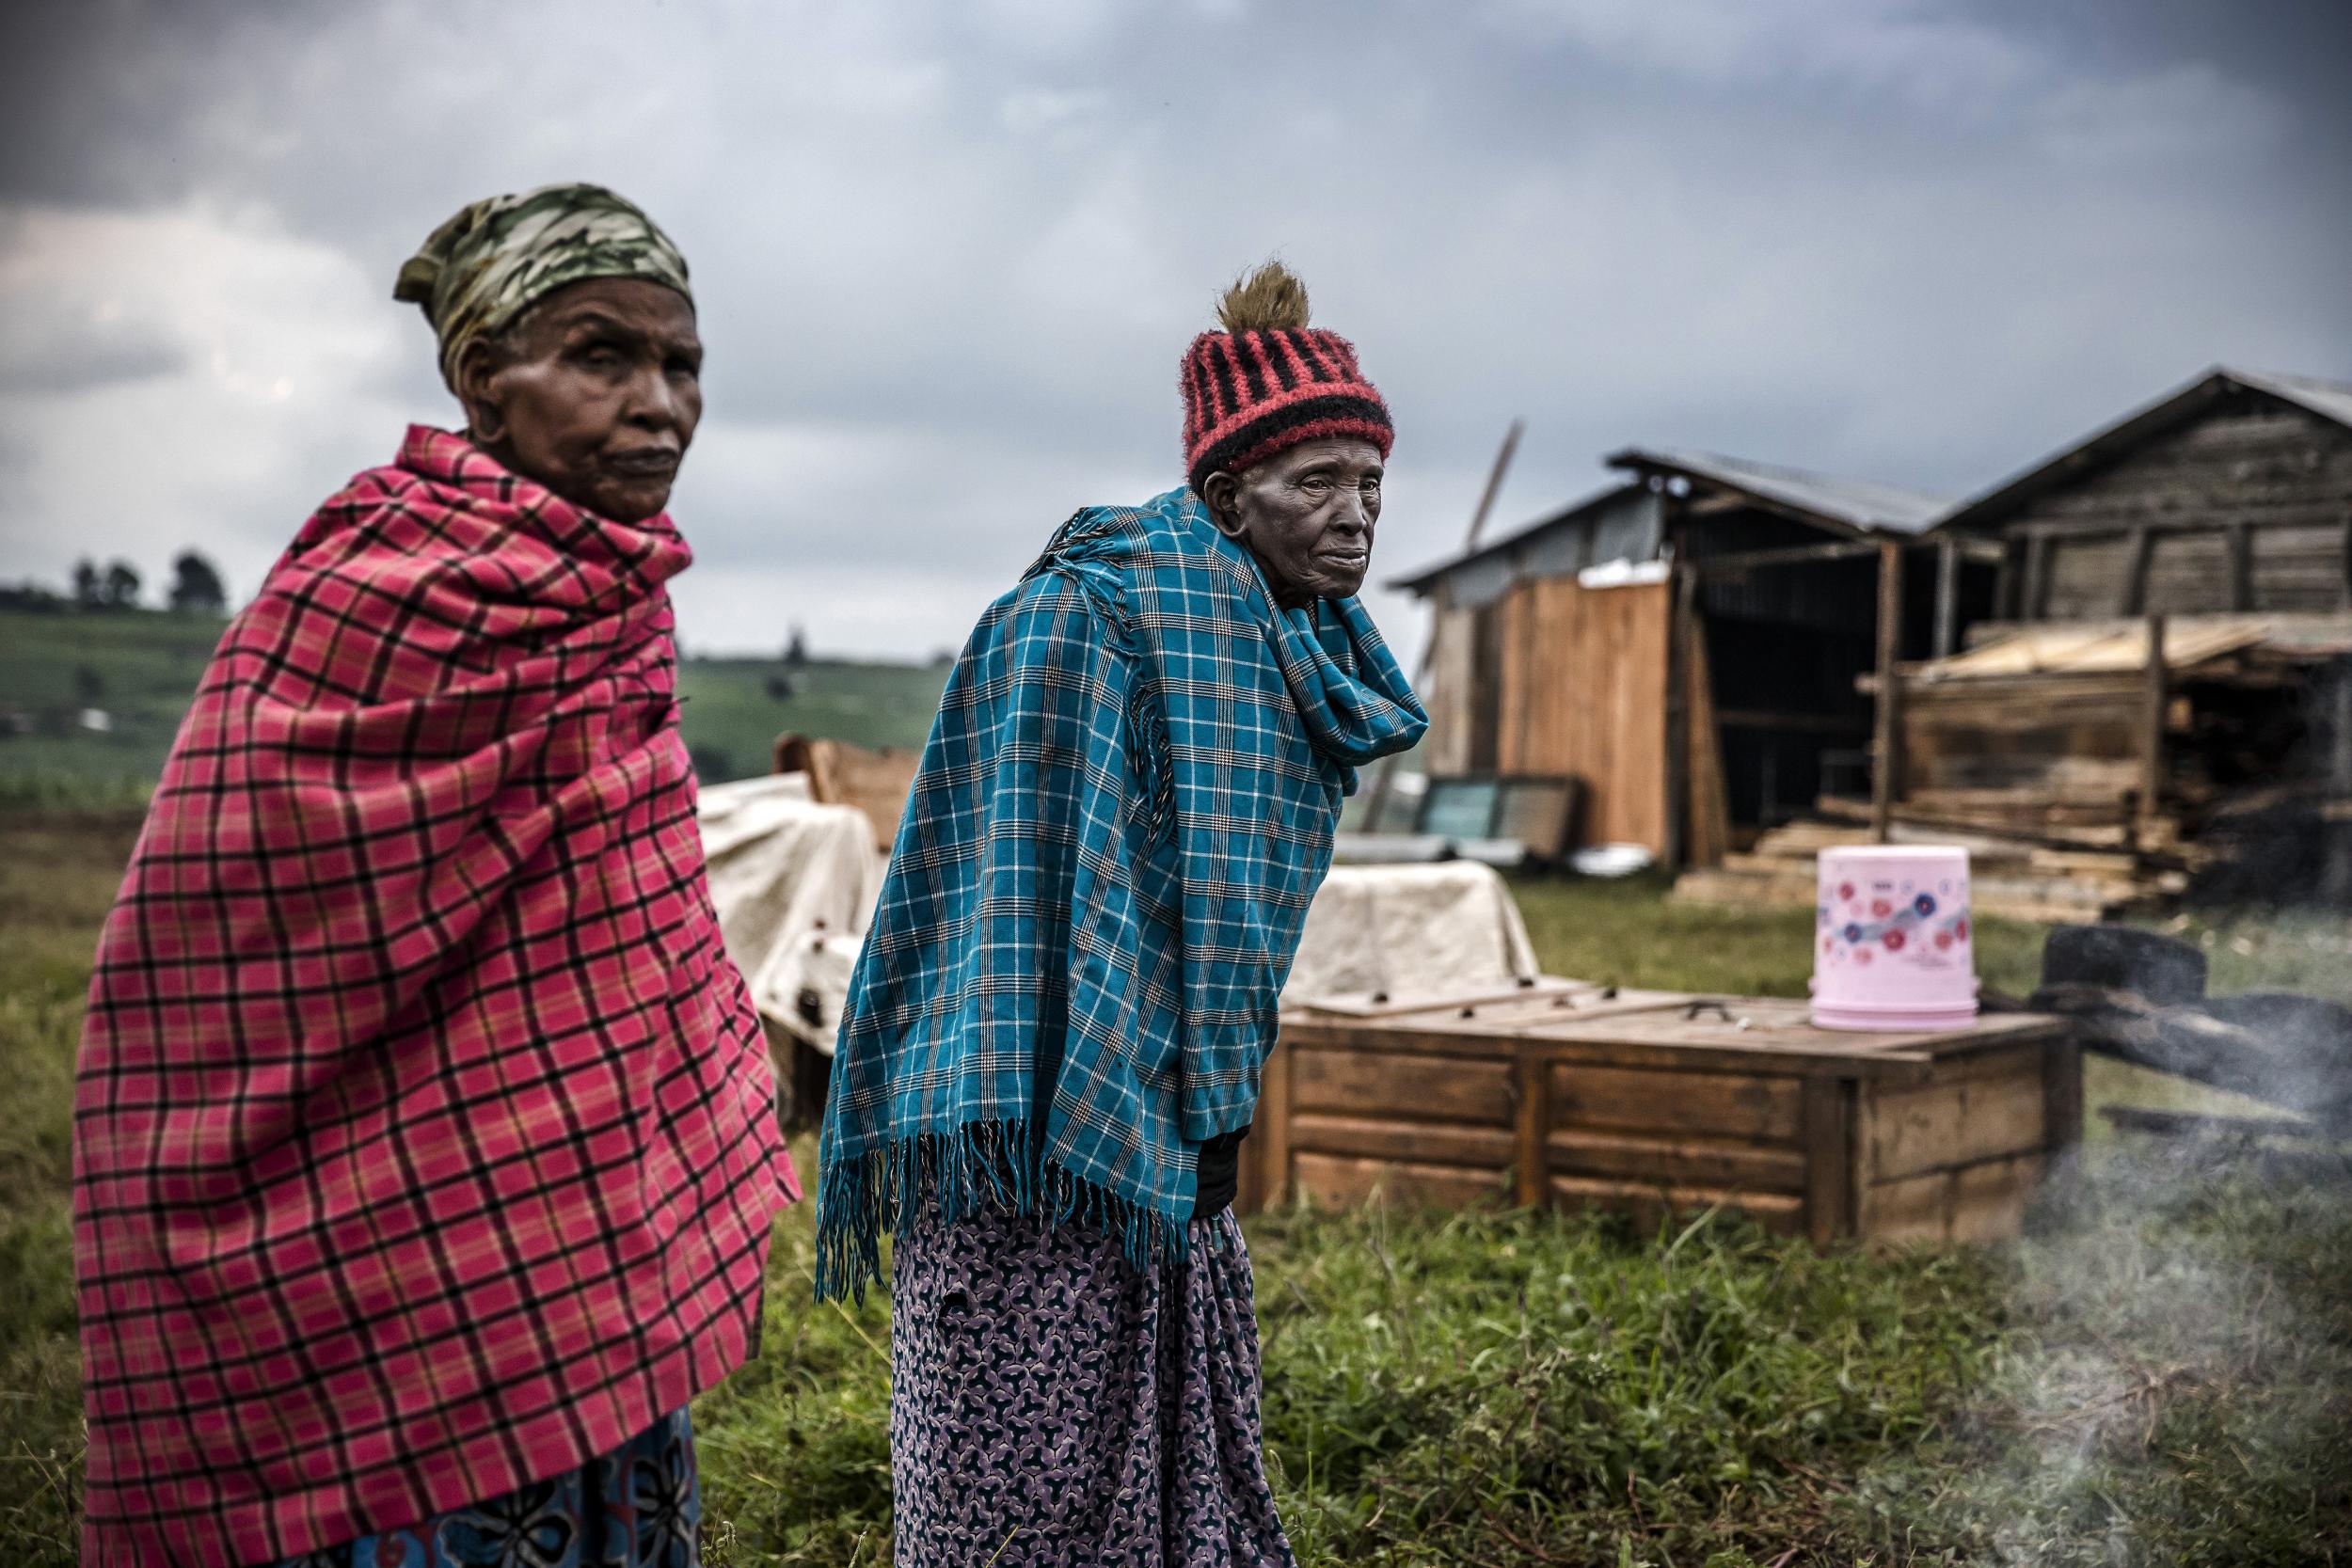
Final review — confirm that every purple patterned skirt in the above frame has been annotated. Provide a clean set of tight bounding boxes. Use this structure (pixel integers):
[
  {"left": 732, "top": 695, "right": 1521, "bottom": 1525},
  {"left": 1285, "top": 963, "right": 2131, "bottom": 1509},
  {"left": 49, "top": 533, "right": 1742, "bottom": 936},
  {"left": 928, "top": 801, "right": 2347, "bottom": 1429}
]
[{"left": 888, "top": 1206, "right": 1295, "bottom": 1568}]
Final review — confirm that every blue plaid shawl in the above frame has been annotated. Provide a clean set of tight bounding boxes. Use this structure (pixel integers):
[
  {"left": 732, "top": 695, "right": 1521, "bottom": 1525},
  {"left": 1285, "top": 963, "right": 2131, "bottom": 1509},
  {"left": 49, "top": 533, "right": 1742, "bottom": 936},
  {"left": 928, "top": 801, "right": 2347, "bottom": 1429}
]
[{"left": 815, "top": 487, "right": 1425, "bottom": 1300}]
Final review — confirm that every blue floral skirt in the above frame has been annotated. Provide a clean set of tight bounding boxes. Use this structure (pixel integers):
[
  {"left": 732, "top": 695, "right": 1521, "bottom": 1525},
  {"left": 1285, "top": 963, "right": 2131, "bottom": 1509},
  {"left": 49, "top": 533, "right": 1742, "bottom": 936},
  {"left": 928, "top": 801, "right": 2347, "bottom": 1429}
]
[
  {"left": 889, "top": 1205, "right": 1295, "bottom": 1567},
  {"left": 278, "top": 1408, "right": 700, "bottom": 1568}
]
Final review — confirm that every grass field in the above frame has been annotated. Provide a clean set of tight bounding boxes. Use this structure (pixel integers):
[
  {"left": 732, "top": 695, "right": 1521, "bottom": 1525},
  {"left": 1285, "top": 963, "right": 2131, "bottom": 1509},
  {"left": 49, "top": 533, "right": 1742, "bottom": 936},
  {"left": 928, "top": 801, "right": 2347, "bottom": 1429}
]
[
  {"left": 0, "top": 609, "right": 234, "bottom": 806},
  {"left": 4, "top": 810, "right": 2347, "bottom": 1564},
  {"left": 0, "top": 607, "right": 947, "bottom": 806},
  {"left": 674, "top": 656, "right": 946, "bottom": 784}
]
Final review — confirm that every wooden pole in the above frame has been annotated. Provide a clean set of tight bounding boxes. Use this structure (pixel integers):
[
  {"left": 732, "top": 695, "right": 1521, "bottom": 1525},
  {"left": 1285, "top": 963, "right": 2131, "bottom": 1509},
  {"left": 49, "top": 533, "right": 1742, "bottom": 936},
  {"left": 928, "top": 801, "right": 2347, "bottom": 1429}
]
[
  {"left": 2022, "top": 534, "right": 2051, "bottom": 621},
  {"left": 2122, "top": 526, "right": 2154, "bottom": 615},
  {"left": 1363, "top": 420, "right": 1523, "bottom": 827},
  {"left": 1932, "top": 535, "right": 1961, "bottom": 659},
  {"left": 1250, "top": 1037, "right": 1293, "bottom": 1214},
  {"left": 1680, "top": 597, "right": 1728, "bottom": 868},
  {"left": 1662, "top": 489, "right": 1692, "bottom": 869},
  {"left": 2137, "top": 613, "right": 2167, "bottom": 846},
  {"left": 1870, "top": 538, "right": 1904, "bottom": 844},
  {"left": 2324, "top": 657, "right": 2352, "bottom": 905},
  {"left": 1513, "top": 1050, "right": 1551, "bottom": 1209},
  {"left": 1462, "top": 420, "right": 1524, "bottom": 552},
  {"left": 2334, "top": 657, "right": 2352, "bottom": 797}
]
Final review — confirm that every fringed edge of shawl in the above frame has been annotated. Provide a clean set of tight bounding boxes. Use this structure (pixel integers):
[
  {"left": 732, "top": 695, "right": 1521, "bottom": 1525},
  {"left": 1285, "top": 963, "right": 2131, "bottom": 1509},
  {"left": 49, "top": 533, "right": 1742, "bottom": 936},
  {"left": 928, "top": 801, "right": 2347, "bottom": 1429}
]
[{"left": 813, "top": 1119, "right": 1186, "bottom": 1304}]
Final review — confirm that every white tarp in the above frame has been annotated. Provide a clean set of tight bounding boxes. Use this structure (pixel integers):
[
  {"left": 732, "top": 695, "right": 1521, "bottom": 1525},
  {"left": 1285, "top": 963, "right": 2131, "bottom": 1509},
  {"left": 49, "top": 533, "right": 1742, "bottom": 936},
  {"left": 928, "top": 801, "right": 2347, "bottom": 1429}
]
[
  {"left": 697, "top": 773, "right": 883, "bottom": 1055},
  {"left": 1283, "top": 861, "right": 1541, "bottom": 1007},
  {"left": 702, "top": 780, "right": 1544, "bottom": 1050}
]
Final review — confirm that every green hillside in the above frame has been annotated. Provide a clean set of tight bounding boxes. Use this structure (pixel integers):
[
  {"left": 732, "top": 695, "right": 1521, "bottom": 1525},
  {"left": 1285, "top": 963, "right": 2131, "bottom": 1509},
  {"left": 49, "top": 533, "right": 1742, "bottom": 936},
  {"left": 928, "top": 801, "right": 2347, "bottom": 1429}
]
[
  {"left": 0, "top": 610, "right": 228, "bottom": 803},
  {"left": 674, "top": 654, "right": 946, "bottom": 781},
  {"left": 0, "top": 608, "right": 946, "bottom": 804}
]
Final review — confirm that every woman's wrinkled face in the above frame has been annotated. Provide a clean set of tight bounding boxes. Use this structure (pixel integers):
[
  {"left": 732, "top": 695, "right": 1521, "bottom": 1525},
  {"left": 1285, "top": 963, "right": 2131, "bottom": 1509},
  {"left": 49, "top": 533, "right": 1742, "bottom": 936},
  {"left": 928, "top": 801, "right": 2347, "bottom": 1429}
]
[
  {"left": 1202, "top": 437, "right": 1384, "bottom": 608},
  {"left": 455, "top": 277, "right": 703, "bottom": 523}
]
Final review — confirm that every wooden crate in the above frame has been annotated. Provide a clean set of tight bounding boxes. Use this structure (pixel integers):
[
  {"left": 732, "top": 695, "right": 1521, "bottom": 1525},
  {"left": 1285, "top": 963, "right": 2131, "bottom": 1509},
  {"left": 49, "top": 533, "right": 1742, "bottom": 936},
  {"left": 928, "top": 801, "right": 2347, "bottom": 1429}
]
[{"left": 1243, "top": 990, "right": 2078, "bottom": 1248}]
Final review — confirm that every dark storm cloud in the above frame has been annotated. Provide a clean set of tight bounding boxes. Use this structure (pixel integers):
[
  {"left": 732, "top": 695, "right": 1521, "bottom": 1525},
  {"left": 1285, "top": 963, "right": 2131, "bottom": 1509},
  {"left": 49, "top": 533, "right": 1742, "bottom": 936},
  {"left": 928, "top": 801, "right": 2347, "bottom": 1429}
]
[{"left": 1, "top": 0, "right": 2345, "bottom": 653}]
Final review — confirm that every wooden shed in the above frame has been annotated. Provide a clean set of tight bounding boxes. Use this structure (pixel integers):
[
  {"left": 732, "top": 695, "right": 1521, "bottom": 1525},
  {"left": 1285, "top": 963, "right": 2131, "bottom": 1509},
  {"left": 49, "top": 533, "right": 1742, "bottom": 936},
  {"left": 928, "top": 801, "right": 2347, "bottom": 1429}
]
[
  {"left": 1957, "top": 367, "right": 2352, "bottom": 624},
  {"left": 1693, "top": 367, "right": 2352, "bottom": 914},
  {"left": 1896, "top": 368, "right": 2352, "bottom": 904},
  {"left": 1392, "top": 451, "right": 1997, "bottom": 864}
]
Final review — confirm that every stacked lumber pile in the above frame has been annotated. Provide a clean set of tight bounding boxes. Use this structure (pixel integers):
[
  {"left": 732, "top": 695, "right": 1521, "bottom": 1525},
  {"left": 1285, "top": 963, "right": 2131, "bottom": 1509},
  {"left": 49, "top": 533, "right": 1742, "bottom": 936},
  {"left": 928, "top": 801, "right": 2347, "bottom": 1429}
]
[
  {"left": 1677, "top": 614, "right": 2348, "bottom": 923},
  {"left": 1673, "top": 816, "right": 2187, "bottom": 924},
  {"left": 1883, "top": 618, "right": 2347, "bottom": 842}
]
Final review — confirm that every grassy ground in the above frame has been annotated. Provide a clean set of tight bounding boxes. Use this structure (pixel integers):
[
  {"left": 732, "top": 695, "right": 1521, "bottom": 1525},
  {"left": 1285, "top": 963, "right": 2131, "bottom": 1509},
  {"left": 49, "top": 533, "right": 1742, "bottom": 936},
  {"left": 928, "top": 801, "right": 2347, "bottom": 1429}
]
[
  {"left": 0, "top": 813, "right": 138, "bottom": 1559},
  {"left": 3, "top": 814, "right": 2346, "bottom": 1565}
]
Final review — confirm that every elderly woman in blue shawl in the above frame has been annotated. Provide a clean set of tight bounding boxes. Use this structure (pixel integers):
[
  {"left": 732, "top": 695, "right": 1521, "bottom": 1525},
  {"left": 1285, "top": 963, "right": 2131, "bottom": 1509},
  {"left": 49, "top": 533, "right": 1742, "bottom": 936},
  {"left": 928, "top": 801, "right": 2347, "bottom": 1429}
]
[{"left": 818, "top": 262, "right": 1424, "bottom": 1566}]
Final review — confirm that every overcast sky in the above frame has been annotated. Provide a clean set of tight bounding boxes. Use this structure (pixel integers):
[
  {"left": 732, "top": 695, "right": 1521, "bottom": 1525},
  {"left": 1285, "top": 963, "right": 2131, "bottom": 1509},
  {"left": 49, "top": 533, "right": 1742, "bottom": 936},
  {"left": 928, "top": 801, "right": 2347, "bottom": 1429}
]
[{"left": 3, "top": 0, "right": 2347, "bottom": 657}]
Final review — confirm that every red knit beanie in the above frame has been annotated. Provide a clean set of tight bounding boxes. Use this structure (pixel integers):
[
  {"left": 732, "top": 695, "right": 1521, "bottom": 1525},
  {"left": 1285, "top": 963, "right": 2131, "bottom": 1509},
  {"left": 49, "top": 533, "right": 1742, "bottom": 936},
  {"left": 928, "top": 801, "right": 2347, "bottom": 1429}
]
[{"left": 1181, "top": 262, "right": 1393, "bottom": 495}]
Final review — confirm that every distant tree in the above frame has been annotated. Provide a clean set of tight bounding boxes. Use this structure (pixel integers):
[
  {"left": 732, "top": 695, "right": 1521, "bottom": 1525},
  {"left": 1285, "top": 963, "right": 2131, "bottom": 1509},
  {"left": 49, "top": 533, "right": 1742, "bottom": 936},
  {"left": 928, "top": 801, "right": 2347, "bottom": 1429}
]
[
  {"left": 785, "top": 625, "right": 809, "bottom": 669},
  {"left": 102, "top": 560, "right": 142, "bottom": 610},
  {"left": 168, "top": 551, "right": 229, "bottom": 614},
  {"left": 72, "top": 559, "right": 103, "bottom": 608}
]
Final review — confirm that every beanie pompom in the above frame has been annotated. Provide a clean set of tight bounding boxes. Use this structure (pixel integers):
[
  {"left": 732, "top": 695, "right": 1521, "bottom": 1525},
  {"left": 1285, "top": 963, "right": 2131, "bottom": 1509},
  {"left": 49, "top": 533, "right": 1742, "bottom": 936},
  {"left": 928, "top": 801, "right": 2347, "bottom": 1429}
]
[{"left": 1216, "top": 261, "right": 1311, "bottom": 334}]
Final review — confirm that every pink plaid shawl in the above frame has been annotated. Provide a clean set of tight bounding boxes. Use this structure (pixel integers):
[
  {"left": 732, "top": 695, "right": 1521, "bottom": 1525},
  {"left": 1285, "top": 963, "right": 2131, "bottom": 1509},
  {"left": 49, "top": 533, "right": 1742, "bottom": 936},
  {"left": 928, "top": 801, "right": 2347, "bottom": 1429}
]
[{"left": 72, "top": 426, "right": 798, "bottom": 1566}]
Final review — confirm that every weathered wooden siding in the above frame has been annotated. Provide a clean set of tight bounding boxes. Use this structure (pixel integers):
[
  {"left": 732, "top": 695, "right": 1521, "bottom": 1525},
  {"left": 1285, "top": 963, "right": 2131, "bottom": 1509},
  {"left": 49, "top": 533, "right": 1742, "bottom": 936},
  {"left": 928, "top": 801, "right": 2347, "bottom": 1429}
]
[
  {"left": 2005, "top": 398, "right": 2352, "bottom": 621},
  {"left": 1488, "top": 575, "right": 1672, "bottom": 851},
  {"left": 1853, "top": 1044, "right": 2064, "bottom": 1245}
]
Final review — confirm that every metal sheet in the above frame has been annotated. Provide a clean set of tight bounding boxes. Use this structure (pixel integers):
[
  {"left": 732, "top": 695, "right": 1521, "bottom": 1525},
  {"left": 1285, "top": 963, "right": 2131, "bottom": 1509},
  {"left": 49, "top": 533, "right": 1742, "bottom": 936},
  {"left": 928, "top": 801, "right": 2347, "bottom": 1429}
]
[{"left": 1606, "top": 446, "right": 1948, "bottom": 535}]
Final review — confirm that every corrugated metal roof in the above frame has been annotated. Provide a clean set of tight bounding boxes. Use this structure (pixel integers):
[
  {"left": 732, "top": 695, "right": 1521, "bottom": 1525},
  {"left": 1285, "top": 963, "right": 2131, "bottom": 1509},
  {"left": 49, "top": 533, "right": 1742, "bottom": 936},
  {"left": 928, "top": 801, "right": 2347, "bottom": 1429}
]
[
  {"left": 1605, "top": 446, "right": 1949, "bottom": 536},
  {"left": 2231, "top": 366, "right": 2352, "bottom": 432},
  {"left": 1932, "top": 365, "right": 2352, "bottom": 533},
  {"left": 1386, "top": 481, "right": 1642, "bottom": 593}
]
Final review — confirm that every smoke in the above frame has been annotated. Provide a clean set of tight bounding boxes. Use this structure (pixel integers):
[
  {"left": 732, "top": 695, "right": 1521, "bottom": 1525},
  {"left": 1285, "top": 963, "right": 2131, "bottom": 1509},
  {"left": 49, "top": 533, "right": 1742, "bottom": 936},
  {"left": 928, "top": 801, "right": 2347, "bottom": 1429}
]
[{"left": 1851, "top": 1138, "right": 2352, "bottom": 1562}]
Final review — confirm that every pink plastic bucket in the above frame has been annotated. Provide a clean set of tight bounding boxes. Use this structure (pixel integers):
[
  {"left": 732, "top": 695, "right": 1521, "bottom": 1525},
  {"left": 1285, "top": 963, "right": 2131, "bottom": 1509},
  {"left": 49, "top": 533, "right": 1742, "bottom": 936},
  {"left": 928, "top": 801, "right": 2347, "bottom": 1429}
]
[{"left": 1810, "top": 846, "right": 1978, "bottom": 1031}]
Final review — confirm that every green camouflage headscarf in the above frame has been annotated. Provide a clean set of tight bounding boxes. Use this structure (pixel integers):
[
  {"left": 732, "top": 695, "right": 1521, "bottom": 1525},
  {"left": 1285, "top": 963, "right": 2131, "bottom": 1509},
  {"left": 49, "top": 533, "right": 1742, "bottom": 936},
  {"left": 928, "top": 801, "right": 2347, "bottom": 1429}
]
[{"left": 394, "top": 182, "right": 692, "bottom": 388}]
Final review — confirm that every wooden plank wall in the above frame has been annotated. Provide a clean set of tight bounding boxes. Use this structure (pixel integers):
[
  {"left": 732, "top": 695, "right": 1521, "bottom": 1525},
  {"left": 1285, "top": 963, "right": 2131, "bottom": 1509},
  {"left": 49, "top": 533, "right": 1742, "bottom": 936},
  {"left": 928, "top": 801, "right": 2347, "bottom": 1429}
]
[
  {"left": 2010, "top": 401, "right": 2352, "bottom": 622},
  {"left": 1491, "top": 576, "right": 1672, "bottom": 852},
  {"left": 1853, "top": 1045, "right": 2051, "bottom": 1245},
  {"left": 1279, "top": 1039, "right": 1518, "bottom": 1211},
  {"left": 1256, "top": 1037, "right": 1813, "bottom": 1233},
  {"left": 1547, "top": 1059, "right": 1808, "bottom": 1235}
]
